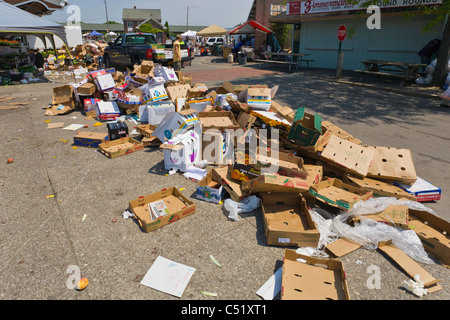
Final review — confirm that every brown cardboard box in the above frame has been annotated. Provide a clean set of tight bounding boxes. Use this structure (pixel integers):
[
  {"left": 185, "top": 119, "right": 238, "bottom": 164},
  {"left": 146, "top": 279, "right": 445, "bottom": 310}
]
[
  {"left": 212, "top": 166, "right": 251, "bottom": 202},
  {"left": 378, "top": 242, "right": 442, "bottom": 293},
  {"left": 304, "top": 164, "right": 323, "bottom": 186},
  {"left": 352, "top": 204, "right": 410, "bottom": 229},
  {"left": 129, "top": 187, "right": 196, "bottom": 233},
  {"left": 366, "top": 146, "right": 417, "bottom": 185},
  {"left": 45, "top": 84, "right": 76, "bottom": 116},
  {"left": 321, "top": 120, "right": 361, "bottom": 145},
  {"left": 260, "top": 193, "right": 320, "bottom": 247},
  {"left": 342, "top": 174, "right": 417, "bottom": 201},
  {"left": 166, "top": 83, "right": 191, "bottom": 103},
  {"left": 136, "top": 124, "right": 160, "bottom": 146},
  {"left": 407, "top": 204, "right": 450, "bottom": 266},
  {"left": 77, "top": 82, "right": 97, "bottom": 95},
  {"left": 98, "top": 137, "right": 144, "bottom": 159},
  {"left": 309, "top": 178, "right": 373, "bottom": 211},
  {"left": 242, "top": 174, "right": 310, "bottom": 194},
  {"left": 281, "top": 249, "right": 351, "bottom": 300},
  {"left": 321, "top": 135, "right": 375, "bottom": 177},
  {"left": 198, "top": 111, "right": 240, "bottom": 132}
]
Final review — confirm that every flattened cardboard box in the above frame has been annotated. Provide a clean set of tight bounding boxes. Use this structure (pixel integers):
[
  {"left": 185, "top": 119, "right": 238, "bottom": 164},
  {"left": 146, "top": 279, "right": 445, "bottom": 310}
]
[
  {"left": 282, "top": 249, "right": 350, "bottom": 300},
  {"left": 73, "top": 132, "right": 109, "bottom": 148},
  {"left": 129, "top": 187, "right": 196, "bottom": 233},
  {"left": 352, "top": 204, "right": 410, "bottom": 229},
  {"left": 242, "top": 174, "right": 310, "bottom": 194},
  {"left": 366, "top": 146, "right": 417, "bottom": 185},
  {"left": 406, "top": 203, "right": 450, "bottom": 266},
  {"left": 198, "top": 111, "right": 240, "bottom": 132},
  {"left": 342, "top": 174, "right": 417, "bottom": 201},
  {"left": 212, "top": 166, "right": 251, "bottom": 202},
  {"left": 309, "top": 178, "right": 373, "bottom": 211},
  {"left": 320, "top": 135, "right": 375, "bottom": 177},
  {"left": 394, "top": 177, "right": 441, "bottom": 202},
  {"left": 378, "top": 242, "right": 442, "bottom": 293},
  {"left": 98, "top": 137, "right": 144, "bottom": 159},
  {"left": 261, "top": 193, "right": 320, "bottom": 247},
  {"left": 136, "top": 124, "right": 160, "bottom": 146}
]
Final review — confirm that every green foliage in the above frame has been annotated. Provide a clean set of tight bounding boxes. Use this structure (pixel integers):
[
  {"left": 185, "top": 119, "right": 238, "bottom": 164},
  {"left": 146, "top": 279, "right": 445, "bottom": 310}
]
[
  {"left": 136, "top": 23, "right": 162, "bottom": 34},
  {"left": 270, "top": 23, "right": 293, "bottom": 49}
]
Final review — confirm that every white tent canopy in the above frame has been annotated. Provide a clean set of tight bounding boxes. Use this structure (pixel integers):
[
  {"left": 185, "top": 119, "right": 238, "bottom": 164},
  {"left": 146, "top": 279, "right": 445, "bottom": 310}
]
[
  {"left": 181, "top": 30, "right": 197, "bottom": 38},
  {"left": 0, "top": 0, "right": 69, "bottom": 50}
]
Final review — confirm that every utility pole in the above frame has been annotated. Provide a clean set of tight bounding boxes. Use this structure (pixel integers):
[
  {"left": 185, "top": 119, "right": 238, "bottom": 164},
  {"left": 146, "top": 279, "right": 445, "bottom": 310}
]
[
  {"left": 186, "top": 6, "right": 198, "bottom": 31},
  {"left": 104, "top": 0, "right": 110, "bottom": 39}
]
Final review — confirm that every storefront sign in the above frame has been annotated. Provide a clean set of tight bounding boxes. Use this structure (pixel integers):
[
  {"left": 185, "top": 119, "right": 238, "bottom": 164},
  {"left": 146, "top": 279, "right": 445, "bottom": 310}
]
[{"left": 286, "top": 0, "right": 443, "bottom": 15}]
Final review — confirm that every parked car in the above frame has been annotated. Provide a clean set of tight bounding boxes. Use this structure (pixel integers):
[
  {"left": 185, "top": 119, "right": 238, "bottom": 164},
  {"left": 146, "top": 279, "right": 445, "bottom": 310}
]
[
  {"left": 205, "top": 37, "right": 224, "bottom": 48},
  {"left": 103, "top": 33, "right": 194, "bottom": 69}
]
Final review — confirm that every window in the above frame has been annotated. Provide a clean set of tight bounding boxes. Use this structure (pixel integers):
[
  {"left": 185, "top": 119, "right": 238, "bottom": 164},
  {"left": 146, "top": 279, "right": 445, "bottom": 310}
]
[
  {"left": 127, "top": 21, "right": 133, "bottom": 28},
  {"left": 114, "top": 35, "right": 124, "bottom": 46},
  {"left": 270, "top": 4, "right": 286, "bottom": 16},
  {"left": 124, "top": 34, "right": 157, "bottom": 45}
]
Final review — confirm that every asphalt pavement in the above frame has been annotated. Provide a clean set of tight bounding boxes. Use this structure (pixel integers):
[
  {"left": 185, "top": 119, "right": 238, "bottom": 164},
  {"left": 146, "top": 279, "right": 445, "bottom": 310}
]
[{"left": 0, "top": 55, "right": 449, "bottom": 307}]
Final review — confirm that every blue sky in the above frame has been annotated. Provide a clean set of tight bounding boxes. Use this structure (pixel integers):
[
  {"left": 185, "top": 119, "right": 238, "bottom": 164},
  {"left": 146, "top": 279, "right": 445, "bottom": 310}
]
[{"left": 47, "top": 0, "right": 254, "bottom": 28}]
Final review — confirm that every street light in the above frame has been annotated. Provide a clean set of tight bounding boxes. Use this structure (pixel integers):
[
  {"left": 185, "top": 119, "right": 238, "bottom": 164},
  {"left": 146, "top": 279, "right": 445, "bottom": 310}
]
[{"left": 186, "top": 5, "right": 198, "bottom": 31}]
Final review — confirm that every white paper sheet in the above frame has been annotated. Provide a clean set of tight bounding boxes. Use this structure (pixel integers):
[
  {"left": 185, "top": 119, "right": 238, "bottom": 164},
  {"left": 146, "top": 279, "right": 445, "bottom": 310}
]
[
  {"left": 140, "top": 256, "right": 196, "bottom": 298},
  {"left": 63, "top": 124, "right": 84, "bottom": 131},
  {"left": 256, "top": 267, "right": 282, "bottom": 300}
]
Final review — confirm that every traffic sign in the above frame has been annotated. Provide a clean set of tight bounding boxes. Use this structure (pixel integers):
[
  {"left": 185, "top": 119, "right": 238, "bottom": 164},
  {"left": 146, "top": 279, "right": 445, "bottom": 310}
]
[{"left": 337, "top": 25, "right": 347, "bottom": 42}]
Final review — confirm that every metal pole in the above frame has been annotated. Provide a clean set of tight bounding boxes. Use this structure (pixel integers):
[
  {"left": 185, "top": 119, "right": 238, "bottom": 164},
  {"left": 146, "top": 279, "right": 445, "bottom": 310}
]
[
  {"left": 186, "top": 6, "right": 189, "bottom": 31},
  {"left": 336, "top": 41, "right": 344, "bottom": 79},
  {"left": 104, "top": 0, "right": 110, "bottom": 40}
]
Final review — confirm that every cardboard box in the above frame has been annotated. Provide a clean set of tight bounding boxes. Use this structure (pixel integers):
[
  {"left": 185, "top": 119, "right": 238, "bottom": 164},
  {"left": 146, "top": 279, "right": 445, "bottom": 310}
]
[
  {"left": 321, "top": 120, "right": 361, "bottom": 145},
  {"left": 94, "top": 73, "right": 116, "bottom": 91},
  {"left": 107, "top": 121, "right": 129, "bottom": 141},
  {"left": 320, "top": 135, "right": 375, "bottom": 177},
  {"left": 226, "top": 98, "right": 250, "bottom": 114},
  {"left": 212, "top": 166, "right": 251, "bottom": 202},
  {"left": 304, "top": 164, "right": 323, "bottom": 186},
  {"left": 116, "top": 86, "right": 143, "bottom": 107},
  {"left": 77, "top": 82, "right": 97, "bottom": 95},
  {"left": 196, "top": 169, "right": 225, "bottom": 204},
  {"left": 281, "top": 249, "right": 350, "bottom": 300},
  {"left": 136, "top": 124, "right": 160, "bottom": 146},
  {"left": 139, "top": 101, "right": 176, "bottom": 125},
  {"left": 166, "top": 83, "right": 191, "bottom": 103},
  {"left": 95, "top": 101, "right": 121, "bottom": 121},
  {"left": 45, "top": 84, "right": 75, "bottom": 116},
  {"left": 198, "top": 111, "right": 240, "bottom": 132},
  {"left": 152, "top": 109, "right": 201, "bottom": 142},
  {"left": 186, "top": 97, "right": 215, "bottom": 113},
  {"left": 83, "top": 98, "right": 101, "bottom": 112},
  {"left": 154, "top": 65, "right": 178, "bottom": 82},
  {"left": 249, "top": 110, "right": 291, "bottom": 131},
  {"left": 407, "top": 204, "right": 450, "bottom": 266},
  {"left": 343, "top": 174, "right": 417, "bottom": 201},
  {"left": 366, "top": 146, "right": 417, "bottom": 185},
  {"left": 98, "top": 137, "right": 144, "bottom": 159},
  {"left": 129, "top": 187, "right": 196, "bottom": 233},
  {"left": 309, "top": 178, "right": 373, "bottom": 211},
  {"left": 394, "top": 177, "right": 441, "bottom": 202},
  {"left": 260, "top": 193, "right": 320, "bottom": 247},
  {"left": 160, "top": 130, "right": 201, "bottom": 172},
  {"left": 242, "top": 174, "right": 310, "bottom": 194},
  {"left": 246, "top": 87, "right": 272, "bottom": 111},
  {"left": 202, "top": 130, "right": 232, "bottom": 164},
  {"left": 287, "top": 107, "right": 322, "bottom": 148},
  {"left": 146, "top": 83, "right": 169, "bottom": 103},
  {"left": 378, "top": 242, "right": 442, "bottom": 293},
  {"left": 73, "top": 132, "right": 109, "bottom": 147},
  {"left": 352, "top": 204, "right": 410, "bottom": 229}
]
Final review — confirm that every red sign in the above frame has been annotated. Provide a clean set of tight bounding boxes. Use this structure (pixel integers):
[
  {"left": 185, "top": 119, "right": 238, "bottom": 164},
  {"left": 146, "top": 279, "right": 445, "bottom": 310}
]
[
  {"left": 337, "top": 25, "right": 347, "bottom": 42},
  {"left": 287, "top": 1, "right": 301, "bottom": 15}
]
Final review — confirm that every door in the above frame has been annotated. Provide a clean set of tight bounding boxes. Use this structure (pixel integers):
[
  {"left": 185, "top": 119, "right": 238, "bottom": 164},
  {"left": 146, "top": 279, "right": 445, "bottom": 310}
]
[
  {"left": 110, "top": 34, "right": 124, "bottom": 66},
  {"left": 292, "top": 24, "right": 301, "bottom": 62}
]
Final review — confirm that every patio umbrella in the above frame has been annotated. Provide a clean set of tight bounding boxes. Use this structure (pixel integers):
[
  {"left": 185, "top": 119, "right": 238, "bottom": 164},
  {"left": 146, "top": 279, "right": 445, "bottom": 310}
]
[{"left": 181, "top": 30, "right": 196, "bottom": 37}]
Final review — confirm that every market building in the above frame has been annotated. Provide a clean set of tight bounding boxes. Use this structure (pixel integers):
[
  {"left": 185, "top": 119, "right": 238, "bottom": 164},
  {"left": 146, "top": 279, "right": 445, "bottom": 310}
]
[{"left": 269, "top": 0, "right": 447, "bottom": 71}]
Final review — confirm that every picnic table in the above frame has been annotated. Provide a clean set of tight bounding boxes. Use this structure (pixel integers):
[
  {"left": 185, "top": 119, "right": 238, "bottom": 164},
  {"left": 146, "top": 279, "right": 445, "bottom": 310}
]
[
  {"left": 255, "top": 52, "right": 314, "bottom": 72},
  {"left": 356, "top": 60, "right": 426, "bottom": 86}
]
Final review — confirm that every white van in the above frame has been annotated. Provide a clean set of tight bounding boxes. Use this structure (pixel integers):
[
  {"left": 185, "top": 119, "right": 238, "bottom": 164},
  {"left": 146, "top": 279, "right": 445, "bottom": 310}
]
[{"left": 206, "top": 37, "right": 224, "bottom": 47}]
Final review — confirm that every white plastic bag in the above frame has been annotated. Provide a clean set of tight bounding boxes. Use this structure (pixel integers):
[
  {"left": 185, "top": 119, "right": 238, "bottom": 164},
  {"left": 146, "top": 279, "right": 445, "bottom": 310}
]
[
  {"left": 224, "top": 195, "right": 260, "bottom": 221},
  {"left": 310, "top": 197, "right": 436, "bottom": 264}
]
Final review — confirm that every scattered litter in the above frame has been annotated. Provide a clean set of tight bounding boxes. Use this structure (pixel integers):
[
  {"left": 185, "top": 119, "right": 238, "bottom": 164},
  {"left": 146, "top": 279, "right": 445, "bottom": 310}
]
[
  {"left": 63, "top": 124, "right": 85, "bottom": 131},
  {"left": 47, "top": 122, "right": 64, "bottom": 129},
  {"left": 6, "top": 158, "right": 13, "bottom": 164},
  {"left": 46, "top": 194, "right": 54, "bottom": 199},
  {"left": 224, "top": 195, "right": 260, "bottom": 221},
  {"left": 209, "top": 255, "right": 222, "bottom": 268},
  {"left": 256, "top": 267, "right": 282, "bottom": 300},
  {"left": 200, "top": 291, "right": 218, "bottom": 297},
  {"left": 75, "top": 277, "right": 88, "bottom": 291},
  {"left": 183, "top": 165, "right": 206, "bottom": 181},
  {"left": 81, "top": 214, "right": 87, "bottom": 222},
  {"left": 402, "top": 274, "right": 428, "bottom": 297},
  {"left": 122, "top": 210, "right": 133, "bottom": 219},
  {"left": 140, "top": 256, "right": 196, "bottom": 298},
  {"left": 93, "top": 122, "right": 103, "bottom": 127}
]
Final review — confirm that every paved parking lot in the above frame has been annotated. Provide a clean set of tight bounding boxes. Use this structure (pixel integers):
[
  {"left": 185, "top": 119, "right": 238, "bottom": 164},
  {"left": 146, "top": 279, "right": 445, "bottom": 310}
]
[{"left": 0, "top": 55, "right": 448, "bottom": 306}]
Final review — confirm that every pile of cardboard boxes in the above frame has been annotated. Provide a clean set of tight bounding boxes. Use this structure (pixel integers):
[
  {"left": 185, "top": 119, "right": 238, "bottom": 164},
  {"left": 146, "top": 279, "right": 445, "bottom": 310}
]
[{"left": 45, "top": 60, "right": 447, "bottom": 300}]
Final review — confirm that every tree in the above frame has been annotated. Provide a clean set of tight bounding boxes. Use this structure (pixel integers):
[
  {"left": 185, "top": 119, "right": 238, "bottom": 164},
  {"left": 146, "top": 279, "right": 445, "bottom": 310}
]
[{"left": 136, "top": 23, "right": 162, "bottom": 34}]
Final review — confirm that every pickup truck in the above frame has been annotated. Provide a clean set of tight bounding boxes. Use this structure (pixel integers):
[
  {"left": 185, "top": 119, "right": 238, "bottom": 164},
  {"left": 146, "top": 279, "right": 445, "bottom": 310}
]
[{"left": 103, "top": 33, "right": 194, "bottom": 69}]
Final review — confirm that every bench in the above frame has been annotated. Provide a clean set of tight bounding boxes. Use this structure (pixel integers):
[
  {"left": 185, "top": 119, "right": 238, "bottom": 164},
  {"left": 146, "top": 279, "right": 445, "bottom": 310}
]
[{"left": 355, "top": 70, "right": 417, "bottom": 86}]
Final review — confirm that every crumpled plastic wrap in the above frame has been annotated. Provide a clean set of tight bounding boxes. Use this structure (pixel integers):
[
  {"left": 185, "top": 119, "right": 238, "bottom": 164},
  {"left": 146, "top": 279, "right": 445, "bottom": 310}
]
[
  {"left": 224, "top": 195, "right": 260, "bottom": 221},
  {"left": 309, "top": 197, "right": 436, "bottom": 264},
  {"left": 402, "top": 274, "right": 428, "bottom": 297}
]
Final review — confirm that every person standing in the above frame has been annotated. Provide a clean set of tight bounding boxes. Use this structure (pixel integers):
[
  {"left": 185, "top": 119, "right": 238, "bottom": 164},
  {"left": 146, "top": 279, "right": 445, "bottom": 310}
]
[{"left": 173, "top": 34, "right": 182, "bottom": 71}]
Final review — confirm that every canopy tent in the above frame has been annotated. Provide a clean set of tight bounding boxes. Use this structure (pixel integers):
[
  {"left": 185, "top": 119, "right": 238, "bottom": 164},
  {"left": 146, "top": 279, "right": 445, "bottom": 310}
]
[
  {"left": 229, "top": 20, "right": 272, "bottom": 35},
  {"left": 88, "top": 30, "right": 103, "bottom": 37},
  {"left": 181, "top": 30, "right": 197, "bottom": 38},
  {"left": 0, "top": 0, "right": 69, "bottom": 52},
  {"left": 106, "top": 31, "right": 117, "bottom": 36},
  {"left": 197, "top": 25, "right": 228, "bottom": 37}
]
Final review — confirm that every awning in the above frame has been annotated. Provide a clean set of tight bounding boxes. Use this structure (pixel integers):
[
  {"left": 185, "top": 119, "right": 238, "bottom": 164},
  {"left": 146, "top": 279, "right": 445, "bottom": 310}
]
[
  {"left": 197, "top": 25, "right": 228, "bottom": 37},
  {"left": 0, "top": 0, "right": 69, "bottom": 51},
  {"left": 228, "top": 20, "right": 272, "bottom": 35},
  {"left": 89, "top": 30, "right": 103, "bottom": 37},
  {"left": 181, "top": 30, "right": 197, "bottom": 37}
]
